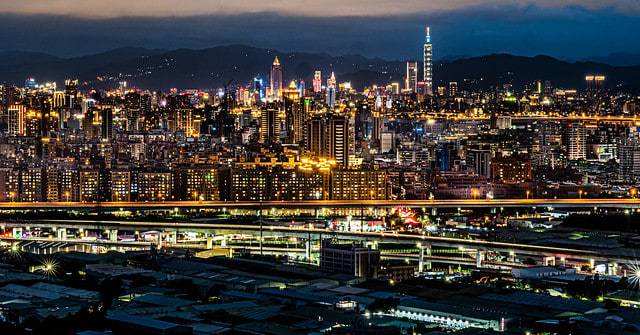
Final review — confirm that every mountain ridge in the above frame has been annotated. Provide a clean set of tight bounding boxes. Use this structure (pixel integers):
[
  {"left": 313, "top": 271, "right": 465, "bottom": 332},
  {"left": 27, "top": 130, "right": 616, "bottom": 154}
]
[{"left": 1, "top": 45, "right": 639, "bottom": 92}]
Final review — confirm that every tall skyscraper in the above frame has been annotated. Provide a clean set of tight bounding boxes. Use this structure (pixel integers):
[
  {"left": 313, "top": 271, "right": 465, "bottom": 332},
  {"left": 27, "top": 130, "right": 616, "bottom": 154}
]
[
  {"left": 327, "top": 114, "right": 349, "bottom": 167},
  {"left": 313, "top": 71, "right": 322, "bottom": 93},
  {"left": 270, "top": 56, "right": 283, "bottom": 100},
  {"left": 326, "top": 72, "right": 337, "bottom": 108},
  {"left": 423, "top": 26, "right": 433, "bottom": 95},
  {"left": 101, "top": 108, "right": 114, "bottom": 140},
  {"left": 405, "top": 61, "right": 418, "bottom": 93},
  {"left": 306, "top": 116, "right": 325, "bottom": 156},
  {"left": 260, "top": 106, "right": 280, "bottom": 144},
  {"left": 64, "top": 79, "right": 78, "bottom": 109}
]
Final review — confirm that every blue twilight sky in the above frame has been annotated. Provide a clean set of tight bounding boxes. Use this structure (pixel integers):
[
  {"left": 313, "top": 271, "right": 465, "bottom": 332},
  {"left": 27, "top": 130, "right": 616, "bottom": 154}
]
[{"left": 0, "top": 1, "right": 639, "bottom": 60}]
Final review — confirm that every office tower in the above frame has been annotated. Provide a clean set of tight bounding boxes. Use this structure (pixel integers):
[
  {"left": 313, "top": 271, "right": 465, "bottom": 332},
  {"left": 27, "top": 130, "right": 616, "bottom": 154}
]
[
  {"left": 174, "top": 108, "right": 198, "bottom": 137},
  {"left": 64, "top": 79, "right": 78, "bottom": 109},
  {"left": 567, "top": 122, "right": 586, "bottom": 160},
  {"left": 124, "top": 91, "right": 141, "bottom": 131},
  {"left": 259, "top": 106, "right": 280, "bottom": 144},
  {"left": 24, "top": 78, "right": 37, "bottom": 90},
  {"left": 270, "top": 56, "right": 283, "bottom": 100},
  {"left": 390, "top": 83, "right": 400, "bottom": 95},
  {"left": 306, "top": 116, "right": 326, "bottom": 156},
  {"left": 101, "top": 108, "right": 114, "bottom": 140},
  {"left": 253, "top": 77, "right": 265, "bottom": 100},
  {"left": 405, "top": 61, "right": 418, "bottom": 93},
  {"left": 82, "top": 108, "right": 100, "bottom": 139},
  {"left": 423, "top": 26, "right": 433, "bottom": 95},
  {"left": 7, "top": 103, "right": 26, "bottom": 136},
  {"left": 313, "top": 71, "right": 322, "bottom": 93},
  {"left": 326, "top": 72, "right": 337, "bottom": 108},
  {"left": 469, "top": 149, "right": 491, "bottom": 178},
  {"left": 290, "top": 98, "right": 307, "bottom": 145},
  {"left": 327, "top": 115, "right": 349, "bottom": 167}
]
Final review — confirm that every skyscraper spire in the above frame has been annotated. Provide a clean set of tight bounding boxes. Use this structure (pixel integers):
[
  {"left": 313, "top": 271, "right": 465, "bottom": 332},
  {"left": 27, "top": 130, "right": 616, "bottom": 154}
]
[
  {"left": 423, "top": 26, "right": 433, "bottom": 95},
  {"left": 270, "top": 56, "right": 283, "bottom": 100}
]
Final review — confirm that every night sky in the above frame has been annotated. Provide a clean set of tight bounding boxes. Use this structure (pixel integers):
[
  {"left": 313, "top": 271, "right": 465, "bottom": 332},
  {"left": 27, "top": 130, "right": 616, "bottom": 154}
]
[{"left": 1, "top": 1, "right": 639, "bottom": 60}]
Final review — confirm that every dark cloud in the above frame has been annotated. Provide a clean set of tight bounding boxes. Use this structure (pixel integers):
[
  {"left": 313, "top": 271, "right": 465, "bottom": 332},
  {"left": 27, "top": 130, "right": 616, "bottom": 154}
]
[{"left": 0, "top": 5, "right": 638, "bottom": 60}]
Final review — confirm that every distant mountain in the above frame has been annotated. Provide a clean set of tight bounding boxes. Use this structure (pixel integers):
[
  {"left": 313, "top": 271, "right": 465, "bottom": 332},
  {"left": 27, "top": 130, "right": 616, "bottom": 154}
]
[
  {"left": 0, "top": 45, "right": 405, "bottom": 90},
  {"left": 586, "top": 52, "right": 640, "bottom": 66},
  {"left": 434, "top": 54, "right": 640, "bottom": 92},
  {"left": 0, "top": 51, "right": 61, "bottom": 68},
  {"left": 1, "top": 45, "right": 640, "bottom": 92}
]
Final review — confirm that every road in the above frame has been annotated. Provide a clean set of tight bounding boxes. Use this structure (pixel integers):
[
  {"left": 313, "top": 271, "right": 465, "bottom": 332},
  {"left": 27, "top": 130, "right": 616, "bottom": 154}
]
[
  {"left": 0, "top": 198, "right": 637, "bottom": 210},
  {"left": 0, "top": 219, "right": 610, "bottom": 261}
]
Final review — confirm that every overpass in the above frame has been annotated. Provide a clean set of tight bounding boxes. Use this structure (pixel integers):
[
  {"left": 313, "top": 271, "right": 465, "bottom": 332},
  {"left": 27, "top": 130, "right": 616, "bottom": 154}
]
[
  {"left": 0, "top": 198, "right": 637, "bottom": 210},
  {"left": 0, "top": 219, "right": 617, "bottom": 262}
]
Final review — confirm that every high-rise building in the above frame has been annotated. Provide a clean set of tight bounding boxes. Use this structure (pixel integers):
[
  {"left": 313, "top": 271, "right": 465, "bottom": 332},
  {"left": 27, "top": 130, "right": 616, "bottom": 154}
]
[
  {"left": 270, "top": 56, "right": 283, "bottom": 100},
  {"left": 490, "top": 154, "right": 532, "bottom": 184},
  {"left": 448, "top": 82, "right": 458, "bottom": 97},
  {"left": 64, "top": 79, "right": 78, "bottom": 109},
  {"left": 327, "top": 115, "right": 349, "bottom": 167},
  {"left": 619, "top": 139, "right": 640, "bottom": 182},
  {"left": 469, "top": 149, "right": 491, "bottom": 178},
  {"left": 326, "top": 72, "right": 337, "bottom": 108},
  {"left": 111, "top": 170, "right": 131, "bottom": 202},
  {"left": 180, "top": 166, "right": 220, "bottom": 201},
  {"left": 7, "top": 103, "right": 26, "bottom": 136},
  {"left": 567, "top": 122, "right": 586, "bottom": 160},
  {"left": 101, "top": 108, "right": 114, "bottom": 140},
  {"left": 0, "top": 168, "right": 19, "bottom": 202},
  {"left": 331, "top": 169, "right": 387, "bottom": 201},
  {"left": 313, "top": 70, "right": 322, "bottom": 93},
  {"left": 138, "top": 172, "right": 172, "bottom": 201},
  {"left": 423, "top": 26, "right": 433, "bottom": 95},
  {"left": 259, "top": 106, "right": 280, "bottom": 144},
  {"left": 405, "top": 61, "right": 418, "bottom": 93},
  {"left": 79, "top": 170, "right": 100, "bottom": 202},
  {"left": 307, "top": 116, "right": 326, "bottom": 157}
]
